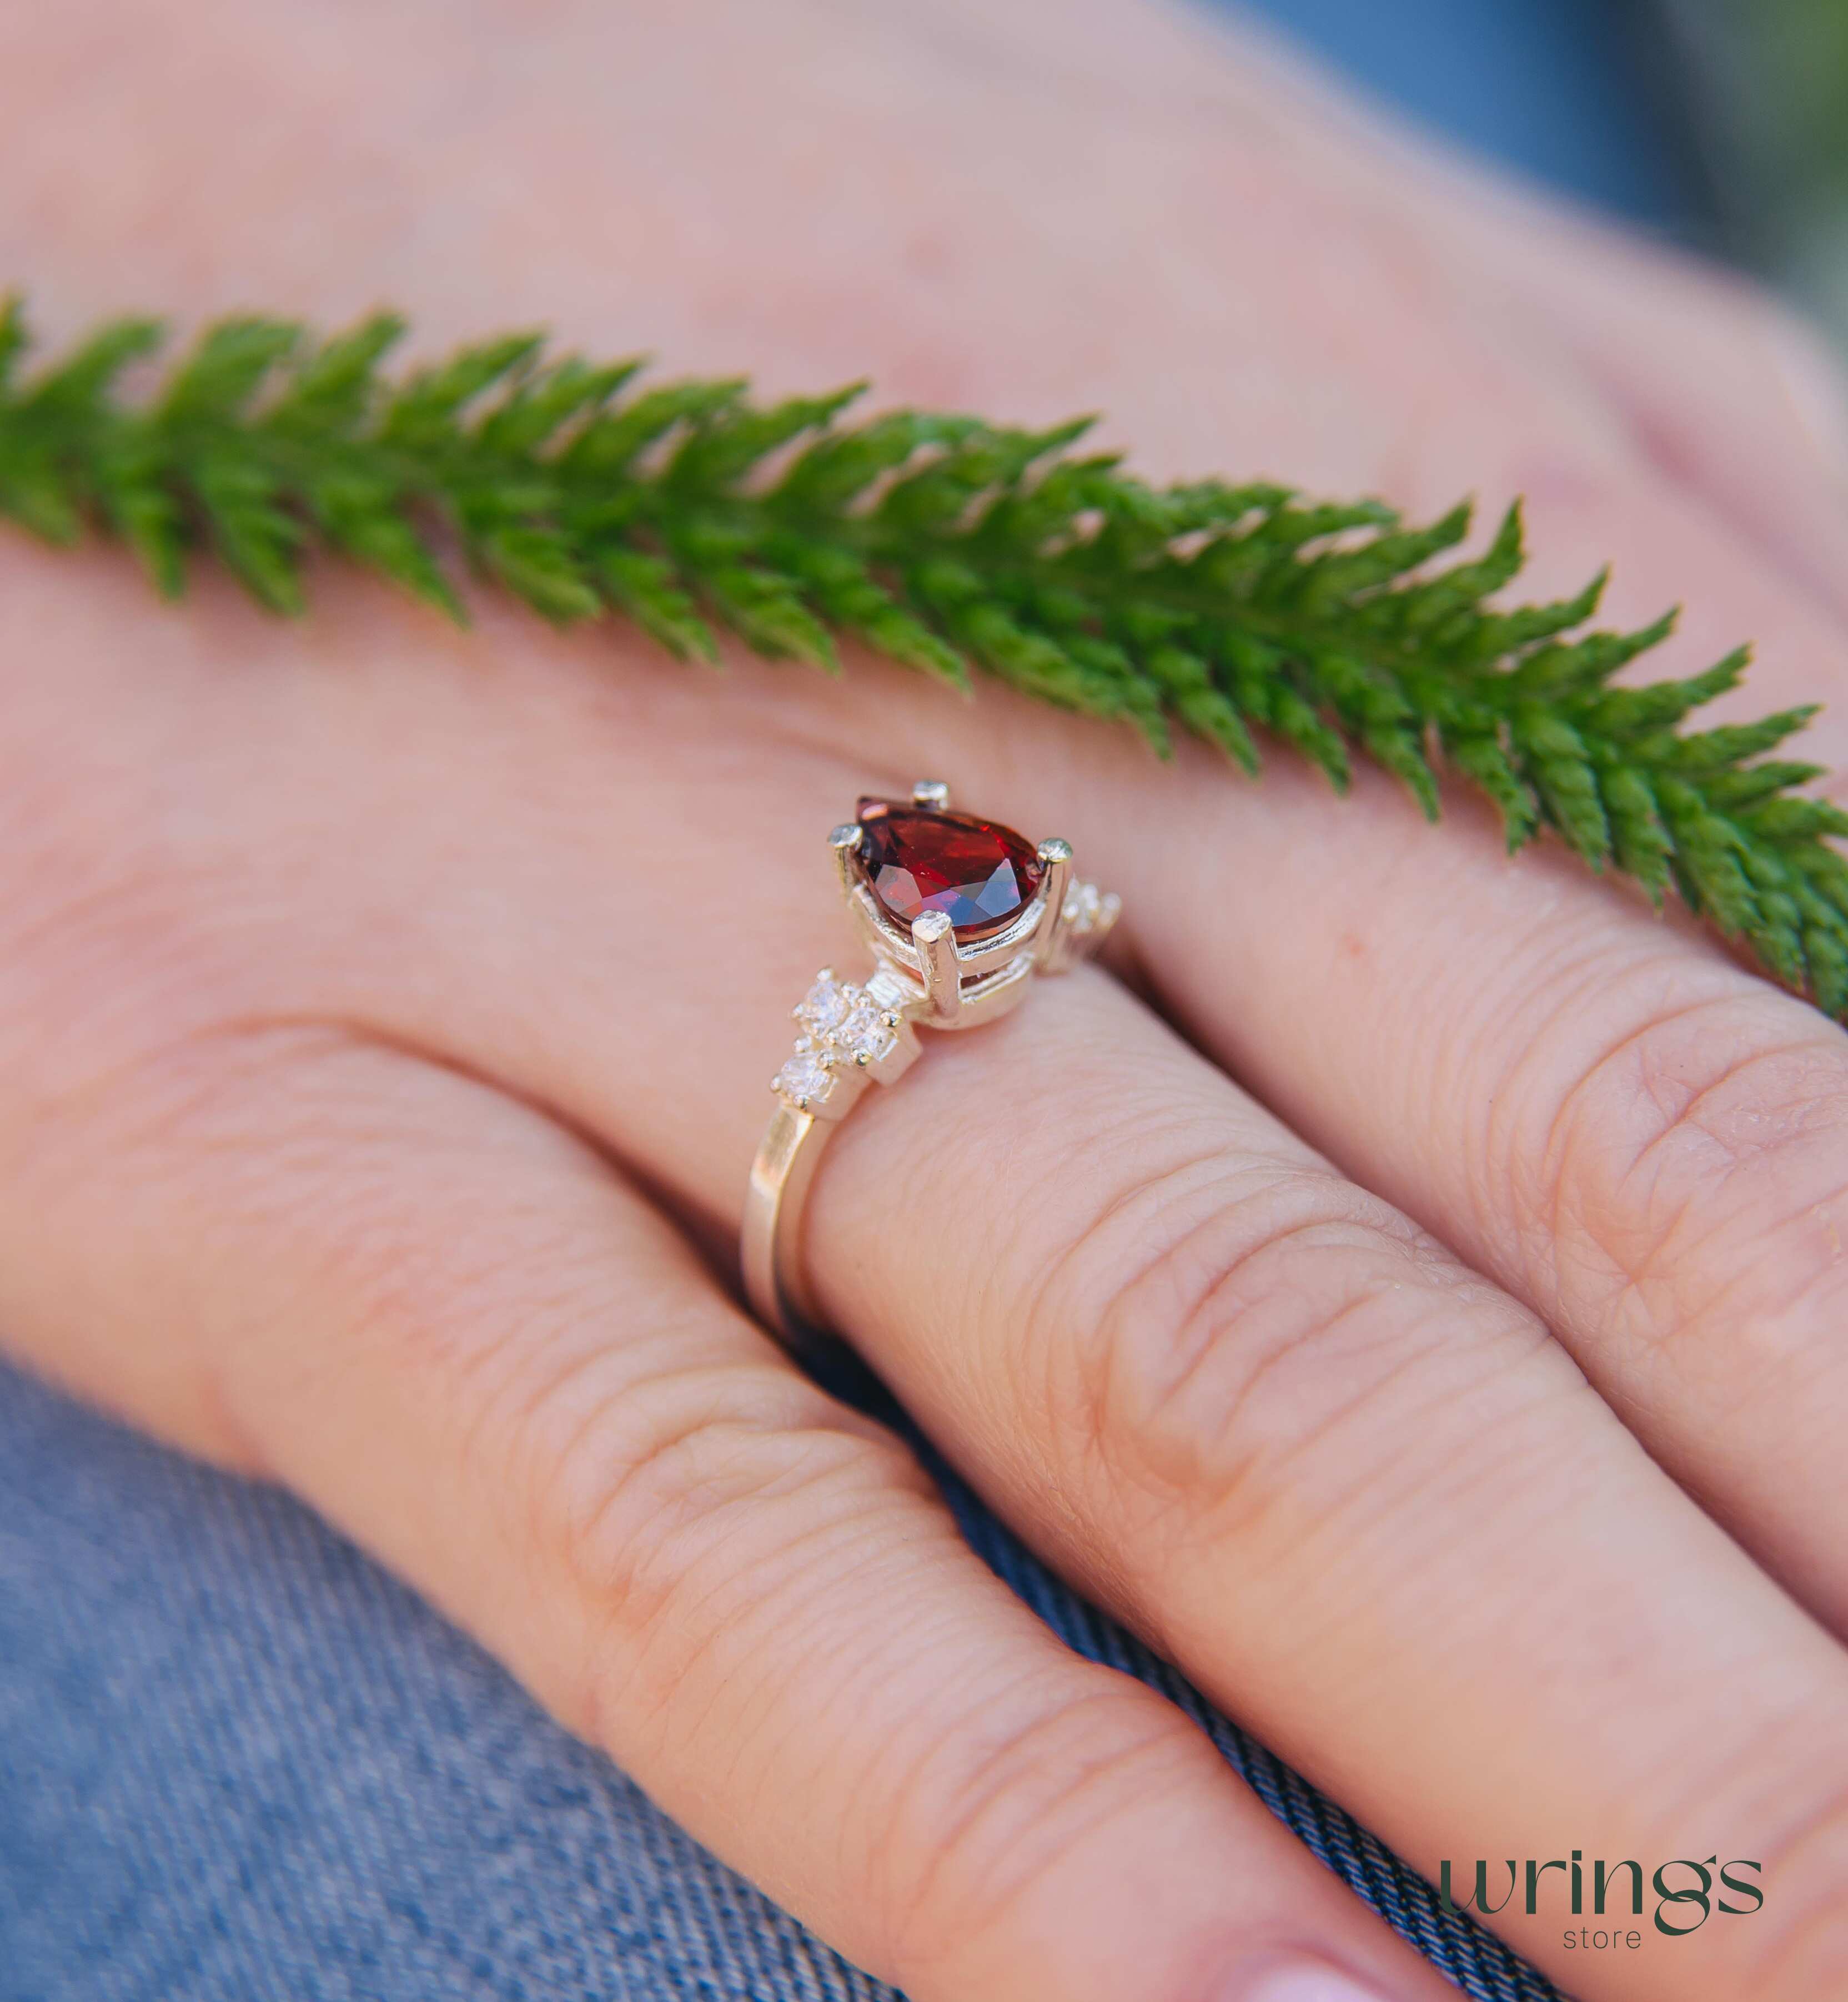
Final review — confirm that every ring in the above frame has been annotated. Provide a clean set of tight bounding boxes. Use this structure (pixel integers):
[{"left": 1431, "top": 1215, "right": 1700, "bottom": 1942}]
[{"left": 742, "top": 780, "right": 1121, "bottom": 1351}]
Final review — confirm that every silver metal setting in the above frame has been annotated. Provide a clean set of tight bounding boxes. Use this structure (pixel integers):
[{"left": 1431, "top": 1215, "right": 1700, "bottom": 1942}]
[{"left": 742, "top": 781, "right": 1120, "bottom": 1349}]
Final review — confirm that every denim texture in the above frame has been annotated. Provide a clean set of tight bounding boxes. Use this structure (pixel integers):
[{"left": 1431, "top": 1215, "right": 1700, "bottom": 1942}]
[{"left": 0, "top": 1358, "right": 1563, "bottom": 2001}]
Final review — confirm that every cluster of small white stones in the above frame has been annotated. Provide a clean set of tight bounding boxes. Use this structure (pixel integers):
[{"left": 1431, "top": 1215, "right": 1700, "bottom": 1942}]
[
  {"left": 1062, "top": 881, "right": 1122, "bottom": 942},
  {"left": 771, "top": 969, "right": 906, "bottom": 1109}
]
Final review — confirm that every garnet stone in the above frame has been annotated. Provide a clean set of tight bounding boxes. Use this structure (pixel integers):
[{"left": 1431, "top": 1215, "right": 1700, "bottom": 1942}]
[{"left": 856, "top": 797, "right": 1043, "bottom": 941}]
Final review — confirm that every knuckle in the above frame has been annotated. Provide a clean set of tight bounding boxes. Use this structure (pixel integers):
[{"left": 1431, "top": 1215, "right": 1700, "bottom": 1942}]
[
  {"left": 1521, "top": 981, "right": 1848, "bottom": 1349},
  {"left": 536, "top": 1346, "right": 931, "bottom": 1732},
  {"left": 1030, "top": 1149, "right": 1535, "bottom": 1558},
  {"left": 867, "top": 1678, "right": 1211, "bottom": 1990},
  {"left": 0, "top": 771, "right": 236, "bottom": 1095},
  {"left": 104, "top": 1018, "right": 941, "bottom": 1754},
  {"left": 553, "top": 1361, "right": 914, "bottom": 1607}
]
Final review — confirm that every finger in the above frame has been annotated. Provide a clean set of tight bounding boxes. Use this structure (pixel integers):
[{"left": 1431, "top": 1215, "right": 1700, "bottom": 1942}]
[
  {"left": 1453, "top": 206, "right": 1848, "bottom": 627},
  {"left": 1178, "top": 2, "right": 1848, "bottom": 619},
  {"left": 800, "top": 967, "right": 1848, "bottom": 2002},
  {"left": 694, "top": 372, "right": 1848, "bottom": 1659},
  {"left": 927, "top": 659, "right": 1848, "bottom": 1643},
  {"left": 16, "top": 554, "right": 1848, "bottom": 1997},
  {"left": 0, "top": 1016, "right": 1465, "bottom": 2002}
]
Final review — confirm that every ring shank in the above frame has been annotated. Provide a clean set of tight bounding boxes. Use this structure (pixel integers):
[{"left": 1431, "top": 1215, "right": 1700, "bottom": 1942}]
[{"left": 741, "top": 1103, "right": 831, "bottom": 1345}]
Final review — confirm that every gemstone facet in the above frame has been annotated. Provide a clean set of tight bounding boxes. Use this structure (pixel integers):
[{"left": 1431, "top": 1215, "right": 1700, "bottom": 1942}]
[{"left": 855, "top": 798, "right": 1043, "bottom": 941}]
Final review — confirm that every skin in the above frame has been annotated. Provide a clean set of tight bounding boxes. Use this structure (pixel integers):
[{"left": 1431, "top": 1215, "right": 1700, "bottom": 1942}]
[{"left": 6, "top": 1, "right": 1848, "bottom": 1997}]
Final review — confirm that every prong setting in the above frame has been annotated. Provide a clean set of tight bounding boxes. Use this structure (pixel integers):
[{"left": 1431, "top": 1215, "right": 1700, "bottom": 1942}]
[
  {"left": 1033, "top": 837, "right": 1076, "bottom": 974},
  {"left": 771, "top": 1035, "right": 838, "bottom": 1113},
  {"left": 836, "top": 809, "right": 1112, "bottom": 1025},
  {"left": 747, "top": 792, "right": 1121, "bottom": 1349},
  {"left": 911, "top": 908, "right": 963, "bottom": 1027},
  {"left": 828, "top": 823, "right": 863, "bottom": 901}
]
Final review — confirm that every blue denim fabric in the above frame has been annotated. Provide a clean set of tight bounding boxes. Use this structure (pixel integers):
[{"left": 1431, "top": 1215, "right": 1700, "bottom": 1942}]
[
  {"left": 0, "top": 1358, "right": 1563, "bottom": 2002},
  {"left": 1208, "top": 0, "right": 1712, "bottom": 245}
]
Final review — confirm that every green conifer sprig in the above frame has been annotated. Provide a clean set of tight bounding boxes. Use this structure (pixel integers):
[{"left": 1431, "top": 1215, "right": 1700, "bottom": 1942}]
[{"left": 3, "top": 299, "right": 1847, "bottom": 1013}]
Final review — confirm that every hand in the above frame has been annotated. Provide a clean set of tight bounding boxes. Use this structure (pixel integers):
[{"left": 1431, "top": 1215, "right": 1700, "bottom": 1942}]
[{"left": 5, "top": 4, "right": 1848, "bottom": 1999}]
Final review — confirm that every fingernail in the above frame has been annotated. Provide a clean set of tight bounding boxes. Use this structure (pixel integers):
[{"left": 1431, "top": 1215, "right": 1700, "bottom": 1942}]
[{"left": 1233, "top": 1960, "right": 1401, "bottom": 2002}]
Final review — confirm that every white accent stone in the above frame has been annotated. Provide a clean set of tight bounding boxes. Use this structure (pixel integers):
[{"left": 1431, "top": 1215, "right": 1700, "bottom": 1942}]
[
  {"left": 865, "top": 968, "right": 913, "bottom": 1011},
  {"left": 796, "top": 974, "right": 851, "bottom": 1032},
  {"left": 837, "top": 1000, "right": 897, "bottom": 1063},
  {"left": 774, "top": 1043, "right": 835, "bottom": 1105}
]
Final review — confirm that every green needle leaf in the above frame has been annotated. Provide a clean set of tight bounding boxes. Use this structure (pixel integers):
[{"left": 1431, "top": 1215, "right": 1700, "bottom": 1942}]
[{"left": 2, "top": 301, "right": 1845, "bottom": 1020}]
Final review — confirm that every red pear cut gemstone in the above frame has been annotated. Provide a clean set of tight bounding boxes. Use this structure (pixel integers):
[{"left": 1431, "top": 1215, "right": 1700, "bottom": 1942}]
[{"left": 856, "top": 798, "right": 1043, "bottom": 941}]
